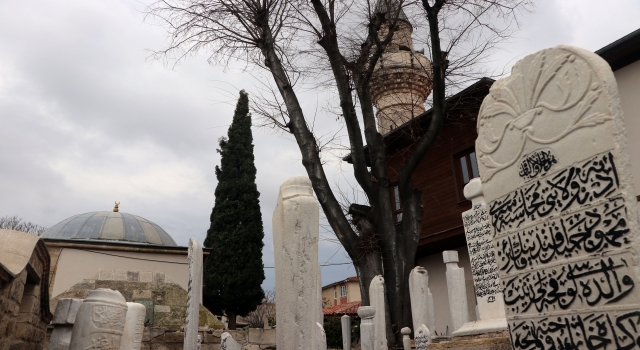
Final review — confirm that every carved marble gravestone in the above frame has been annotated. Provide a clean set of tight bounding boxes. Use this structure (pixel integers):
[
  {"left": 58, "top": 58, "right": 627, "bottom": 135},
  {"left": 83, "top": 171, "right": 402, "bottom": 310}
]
[
  {"left": 48, "top": 298, "right": 83, "bottom": 350},
  {"left": 120, "top": 302, "right": 146, "bottom": 350},
  {"left": 184, "top": 238, "right": 203, "bottom": 350},
  {"left": 452, "top": 178, "right": 508, "bottom": 336},
  {"left": 476, "top": 45, "right": 640, "bottom": 349},
  {"left": 68, "top": 289, "right": 128, "bottom": 350},
  {"left": 414, "top": 324, "right": 431, "bottom": 350},
  {"left": 272, "top": 176, "right": 324, "bottom": 350},
  {"left": 358, "top": 306, "right": 376, "bottom": 350},
  {"left": 408, "top": 267, "right": 436, "bottom": 336},
  {"left": 221, "top": 332, "right": 242, "bottom": 350},
  {"left": 369, "top": 276, "right": 388, "bottom": 350}
]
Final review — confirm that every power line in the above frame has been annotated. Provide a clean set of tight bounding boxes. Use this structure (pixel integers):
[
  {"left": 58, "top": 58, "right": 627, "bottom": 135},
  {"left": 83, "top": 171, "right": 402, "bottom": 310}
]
[
  {"left": 74, "top": 248, "right": 353, "bottom": 269},
  {"left": 263, "top": 262, "right": 352, "bottom": 269}
]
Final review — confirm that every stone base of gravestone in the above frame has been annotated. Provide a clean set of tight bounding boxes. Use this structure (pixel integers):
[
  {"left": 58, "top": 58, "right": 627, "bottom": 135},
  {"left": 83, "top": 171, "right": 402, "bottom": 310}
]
[
  {"left": 427, "top": 331, "right": 510, "bottom": 350},
  {"left": 450, "top": 318, "right": 507, "bottom": 337}
]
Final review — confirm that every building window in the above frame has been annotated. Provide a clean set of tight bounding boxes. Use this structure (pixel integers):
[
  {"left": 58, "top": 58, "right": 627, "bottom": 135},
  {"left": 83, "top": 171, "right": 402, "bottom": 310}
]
[
  {"left": 455, "top": 148, "right": 480, "bottom": 198},
  {"left": 340, "top": 285, "right": 348, "bottom": 298},
  {"left": 334, "top": 287, "right": 337, "bottom": 299},
  {"left": 391, "top": 184, "right": 402, "bottom": 223}
]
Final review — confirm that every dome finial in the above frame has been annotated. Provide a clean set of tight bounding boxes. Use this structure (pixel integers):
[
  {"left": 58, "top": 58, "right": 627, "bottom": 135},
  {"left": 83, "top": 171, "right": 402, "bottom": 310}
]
[{"left": 113, "top": 201, "right": 120, "bottom": 212}]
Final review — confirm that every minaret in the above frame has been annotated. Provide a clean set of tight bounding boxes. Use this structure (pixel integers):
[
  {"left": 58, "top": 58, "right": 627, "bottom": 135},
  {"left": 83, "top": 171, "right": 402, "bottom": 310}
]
[{"left": 370, "top": 2, "right": 432, "bottom": 134}]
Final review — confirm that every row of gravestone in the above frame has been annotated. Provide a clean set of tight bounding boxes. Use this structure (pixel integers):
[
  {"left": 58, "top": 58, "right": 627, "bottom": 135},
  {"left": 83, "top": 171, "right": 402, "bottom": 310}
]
[
  {"left": 51, "top": 43, "right": 635, "bottom": 350},
  {"left": 48, "top": 290, "right": 147, "bottom": 350},
  {"left": 48, "top": 238, "right": 205, "bottom": 350},
  {"left": 269, "top": 44, "right": 636, "bottom": 350}
]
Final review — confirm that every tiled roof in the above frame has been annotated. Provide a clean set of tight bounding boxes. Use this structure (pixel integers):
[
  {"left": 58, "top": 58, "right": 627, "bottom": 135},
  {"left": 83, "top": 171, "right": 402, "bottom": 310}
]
[
  {"left": 322, "top": 276, "right": 358, "bottom": 290},
  {"left": 323, "top": 300, "right": 362, "bottom": 317}
]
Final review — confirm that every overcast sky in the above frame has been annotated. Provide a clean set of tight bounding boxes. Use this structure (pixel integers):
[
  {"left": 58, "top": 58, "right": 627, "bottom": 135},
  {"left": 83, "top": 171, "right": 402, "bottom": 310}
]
[{"left": 0, "top": 0, "right": 638, "bottom": 291}]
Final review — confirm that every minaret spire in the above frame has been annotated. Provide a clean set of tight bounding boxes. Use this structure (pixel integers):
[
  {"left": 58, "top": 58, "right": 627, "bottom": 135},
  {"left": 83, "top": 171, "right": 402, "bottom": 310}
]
[{"left": 370, "top": 0, "right": 433, "bottom": 134}]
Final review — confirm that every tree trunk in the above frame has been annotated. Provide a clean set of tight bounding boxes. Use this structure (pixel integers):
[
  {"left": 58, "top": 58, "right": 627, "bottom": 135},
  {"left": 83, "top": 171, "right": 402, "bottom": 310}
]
[{"left": 228, "top": 311, "right": 237, "bottom": 330}]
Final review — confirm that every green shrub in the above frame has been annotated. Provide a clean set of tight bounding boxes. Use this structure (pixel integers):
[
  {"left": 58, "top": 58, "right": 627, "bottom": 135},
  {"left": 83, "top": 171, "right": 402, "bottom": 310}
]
[{"left": 324, "top": 317, "right": 360, "bottom": 349}]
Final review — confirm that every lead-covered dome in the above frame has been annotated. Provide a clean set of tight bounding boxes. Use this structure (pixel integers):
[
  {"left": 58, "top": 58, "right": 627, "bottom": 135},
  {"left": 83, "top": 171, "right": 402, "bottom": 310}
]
[{"left": 42, "top": 211, "right": 177, "bottom": 246}]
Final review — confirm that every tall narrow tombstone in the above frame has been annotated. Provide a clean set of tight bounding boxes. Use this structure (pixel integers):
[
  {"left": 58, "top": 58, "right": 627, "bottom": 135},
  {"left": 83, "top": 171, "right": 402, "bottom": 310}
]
[
  {"left": 48, "top": 298, "right": 83, "bottom": 350},
  {"left": 341, "top": 315, "right": 351, "bottom": 350},
  {"left": 358, "top": 306, "right": 376, "bottom": 350},
  {"left": 451, "top": 178, "right": 508, "bottom": 336},
  {"left": 316, "top": 322, "right": 328, "bottom": 350},
  {"left": 408, "top": 267, "right": 436, "bottom": 335},
  {"left": 120, "top": 302, "right": 146, "bottom": 350},
  {"left": 273, "top": 176, "right": 323, "bottom": 350},
  {"left": 69, "top": 289, "right": 128, "bottom": 350},
  {"left": 184, "top": 238, "right": 203, "bottom": 350},
  {"left": 476, "top": 45, "right": 640, "bottom": 349},
  {"left": 400, "top": 327, "right": 411, "bottom": 350},
  {"left": 414, "top": 324, "right": 431, "bottom": 350},
  {"left": 369, "top": 276, "right": 388, "bottom": 350},
  {"left": 221, "top": 332, "right": 242, "bottom": 350},
  {"left": 442, "top": 251, "right": 470, "bottom": 333}
]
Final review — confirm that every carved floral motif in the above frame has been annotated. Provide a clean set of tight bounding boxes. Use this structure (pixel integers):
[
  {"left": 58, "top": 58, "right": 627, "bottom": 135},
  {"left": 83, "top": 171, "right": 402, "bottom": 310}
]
[{"left": 477, "top": 48, "right": 612, "bottom": 181}]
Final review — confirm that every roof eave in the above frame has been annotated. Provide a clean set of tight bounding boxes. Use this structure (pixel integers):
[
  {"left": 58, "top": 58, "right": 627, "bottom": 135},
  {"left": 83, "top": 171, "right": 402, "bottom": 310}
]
[{"left": 595, "top": 28, "right": 640, "bottom": 71}]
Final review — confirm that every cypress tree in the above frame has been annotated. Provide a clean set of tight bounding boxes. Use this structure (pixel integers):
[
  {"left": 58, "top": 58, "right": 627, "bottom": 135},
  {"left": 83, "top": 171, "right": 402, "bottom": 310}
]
[{"left": 203, "top": 90, "right": 265, "bottom": 330}]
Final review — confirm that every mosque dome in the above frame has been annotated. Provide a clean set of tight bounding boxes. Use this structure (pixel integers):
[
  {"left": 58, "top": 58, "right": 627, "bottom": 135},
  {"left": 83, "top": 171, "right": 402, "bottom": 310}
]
[{"left": 41, "top": 210, "right": 177, "bottom": 247}]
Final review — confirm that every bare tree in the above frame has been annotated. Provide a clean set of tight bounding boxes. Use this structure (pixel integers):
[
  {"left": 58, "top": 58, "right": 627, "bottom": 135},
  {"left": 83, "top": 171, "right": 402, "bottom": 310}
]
[
  {"left": 147, "top": 0, "right": 530, "bottom": 346},
  {"left": 0, "top": 216, "right": 47, "bottom": 236},
  {"left": 239, "top": 289, "right": 276, "bottom": 328}
]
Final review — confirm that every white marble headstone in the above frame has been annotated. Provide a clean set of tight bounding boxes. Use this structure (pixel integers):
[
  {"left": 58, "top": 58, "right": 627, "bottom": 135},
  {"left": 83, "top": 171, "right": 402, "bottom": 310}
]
[
  {"left": 272, "top": 176, "right": 323, "bottom": 350},
  {"left": 221, "top": 332, "right": 241, "bottom": 350},
  {"left": 120, "top": 302, "right": 146, "bottom": 350},
  {"left": 400, "top": 327, "right": 411, "bottom": 350},
  {"left": 184, "top": 238, "right": 203, "bottom": 350},
  {"left": 451, "top": 178, "right": 508, "bottom": 336},
  {"left": 316, "top": 322, "right": 328, "bottom": 350},
  {"left": 341, "top": 315, "right": 351, "bottom": 350},
  {"left": 48, "top": 298, "right": 83, "bottom": 350},
  {"left": 358, "top": 306, "right": 376, "bottom": 350},
  {"left": 443, "top": 251, "right": 470, "bottom": 333},
  {"left": 414, "top": 324, "right": 431, "bottom": 350},
  {"left": 69, "top": 289, "right": 128, "bottom": 350},
  {"left": 476, "top": 45, "right": 640, "bottom": 349},
  {"left": 369, "top": 276, "right": 387, "bottom": 350},
  {"left": 408, "top": 267, "right": 435, "bottom": 336}
]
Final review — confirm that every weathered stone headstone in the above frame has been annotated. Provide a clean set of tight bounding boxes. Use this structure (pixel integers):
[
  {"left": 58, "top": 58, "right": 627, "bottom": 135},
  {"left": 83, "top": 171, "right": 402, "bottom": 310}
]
[
  {"left": 358, "top": 306, "right": 376, "bottom": 350},
  {"left": 408, "top": 267, "right": 435, "bottom": 336},
  {"left": 120, "top": 302, "right": 146, "bottom": 350},
  {"left": 369, "top": 276, "right": 388, "bottom": 350},
  {"left": 263, "top": 315, "right": 271, "bottom": 330},
  {"left": 443, "top": 250, "right": 470, "bottom": 333},
  {"left": 48, "top": 298, "right": 83, "bottom": 350},
  {"left": 341, "top": 315, "right": 351, "bottom": 350},
  {"left": 184, "top": 238, "right": 203, "bottom": 350},
  {"left": 414, "top": 324, "right": 431, "bottom": 350},
  {"left": 451, "top": 178, "right": 508, "bottom": 336},
  {"left": 400, "top": 327, "right": 411, "bottom": 350},
  {"left": 476, "top": 45, "right": 640, "bottom": 349},
  {"left": 69, "top": 289, "right": 128, "bottom": 350},
  {"left": 221, "top": 332, "right": 242, "bottom": 350},
  {"left": 316, "top": 322, "right": 328, "bottom": 350},
  {"left": 273, "top": 176, "right": 323, "bottom": 350}
]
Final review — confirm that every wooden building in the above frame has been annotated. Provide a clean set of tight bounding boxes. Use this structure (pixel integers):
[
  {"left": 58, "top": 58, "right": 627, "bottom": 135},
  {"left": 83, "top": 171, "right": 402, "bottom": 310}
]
[{"left": 346, "top": 77, "right": 493, "bottom": 334}]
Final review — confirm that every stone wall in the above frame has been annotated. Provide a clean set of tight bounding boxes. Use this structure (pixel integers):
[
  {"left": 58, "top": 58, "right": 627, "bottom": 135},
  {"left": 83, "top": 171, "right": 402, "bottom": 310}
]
[
  {"left": 49, "top": 270, "right": 223, "bottom": 329},
  {"left": 141, "top": 328, "right": 276, "bottom": 350},
  {"left": 427, "top": 331, "right": 511, "bottom": 350},
  {"left": 0, "top": 249, "right": 51, "bottom": 350}
]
